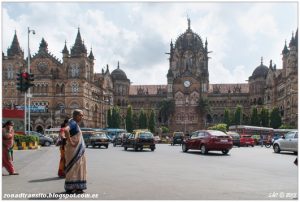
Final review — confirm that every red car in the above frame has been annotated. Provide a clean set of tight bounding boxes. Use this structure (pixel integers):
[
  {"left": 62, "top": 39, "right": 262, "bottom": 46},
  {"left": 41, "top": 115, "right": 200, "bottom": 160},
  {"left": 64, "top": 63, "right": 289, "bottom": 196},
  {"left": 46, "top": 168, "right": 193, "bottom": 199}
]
[
  {"left": 239, "top": 135, "right": 255, "bottom": 147},
  {"left": 182, "top": 130, "right": 233, "bottom": 155}
]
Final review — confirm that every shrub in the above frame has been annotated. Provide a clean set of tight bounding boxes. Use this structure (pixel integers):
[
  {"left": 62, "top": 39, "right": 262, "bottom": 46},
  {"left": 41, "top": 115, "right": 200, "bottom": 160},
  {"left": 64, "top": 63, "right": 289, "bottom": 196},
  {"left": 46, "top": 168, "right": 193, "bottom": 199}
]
[
  {"left": 14, "top": 135, "right": 39, "bottom": 145},
  {"left": 208, "top": 123, "right": 227, "bottom": 133}
]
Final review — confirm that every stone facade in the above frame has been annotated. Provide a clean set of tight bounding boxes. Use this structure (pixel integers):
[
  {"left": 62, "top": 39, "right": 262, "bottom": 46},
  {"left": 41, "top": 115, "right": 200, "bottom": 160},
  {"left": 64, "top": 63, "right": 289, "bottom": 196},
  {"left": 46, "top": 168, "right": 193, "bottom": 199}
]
[{"left": 2, "top": 21, "right": 298, "bottom": 133}]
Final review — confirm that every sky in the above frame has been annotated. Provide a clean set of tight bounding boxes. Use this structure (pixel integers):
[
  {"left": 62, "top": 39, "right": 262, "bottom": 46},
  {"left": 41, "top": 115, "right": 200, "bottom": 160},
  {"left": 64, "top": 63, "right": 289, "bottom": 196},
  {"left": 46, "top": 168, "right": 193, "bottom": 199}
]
[{"left": 1, "top": 2, "right": 298, "bottom": 85}]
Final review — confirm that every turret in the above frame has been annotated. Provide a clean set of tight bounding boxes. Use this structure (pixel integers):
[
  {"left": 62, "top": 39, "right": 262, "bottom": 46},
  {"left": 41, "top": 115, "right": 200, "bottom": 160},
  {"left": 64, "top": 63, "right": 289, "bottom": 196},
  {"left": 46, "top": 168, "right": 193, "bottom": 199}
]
[
  {"left": 70, "top": 28, "right": 87, "bottom": 57},
  {"left": 62, "top": 40, "right": 69, "bottom": 58},
  {"left": 7, "top": 30, "right": 24, "bottom": 59}
]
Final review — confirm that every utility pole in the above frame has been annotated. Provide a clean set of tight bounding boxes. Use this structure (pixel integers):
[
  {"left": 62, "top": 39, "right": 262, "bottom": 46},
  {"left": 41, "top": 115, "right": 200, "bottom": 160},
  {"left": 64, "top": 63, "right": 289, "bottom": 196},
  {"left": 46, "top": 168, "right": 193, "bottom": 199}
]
[{"left": 27, "top": 27, "right": 35, "bottom": 131}]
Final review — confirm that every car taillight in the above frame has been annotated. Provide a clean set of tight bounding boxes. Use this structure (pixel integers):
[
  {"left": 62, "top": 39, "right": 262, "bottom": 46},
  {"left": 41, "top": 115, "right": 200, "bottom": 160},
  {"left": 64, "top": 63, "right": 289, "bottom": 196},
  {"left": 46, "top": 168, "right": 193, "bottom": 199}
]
[{"left": 210, "top": 136, "right": 218, "bottom": 142}]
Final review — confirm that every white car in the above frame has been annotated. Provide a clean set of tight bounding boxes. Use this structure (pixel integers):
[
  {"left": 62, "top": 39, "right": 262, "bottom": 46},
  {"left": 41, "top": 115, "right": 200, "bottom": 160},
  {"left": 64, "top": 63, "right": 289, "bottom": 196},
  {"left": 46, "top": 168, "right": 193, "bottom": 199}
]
[{"left": 273, "top": 130, "right": 298, "bottom": 154}]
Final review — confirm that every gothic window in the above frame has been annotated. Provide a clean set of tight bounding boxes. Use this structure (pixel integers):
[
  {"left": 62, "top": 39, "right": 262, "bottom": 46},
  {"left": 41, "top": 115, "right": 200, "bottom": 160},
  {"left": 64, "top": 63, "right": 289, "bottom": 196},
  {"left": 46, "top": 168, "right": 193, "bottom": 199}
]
[
  {"left": 71, "top": 82, "right": 79, "bottom": 93},
  {"left": 71, "top": 64, "right": 80, "bottom": 78},
  {"left": 56, "top": 84, "right": 60, "bottom": 94},
  {"left": 7, "top": 65, "right": 14, "bottom": 80},
  {"left": 61, "top": 84, "right": 65, "bottom": 94}
]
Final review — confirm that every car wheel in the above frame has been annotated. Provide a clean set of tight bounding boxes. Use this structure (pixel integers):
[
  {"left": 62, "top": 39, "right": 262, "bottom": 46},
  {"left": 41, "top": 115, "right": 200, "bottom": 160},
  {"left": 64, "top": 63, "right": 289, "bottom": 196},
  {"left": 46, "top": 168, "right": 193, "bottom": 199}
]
[
  {"left": 124, "top": 146, "right": 127, "bottom": 151},
  {"left": 150, "top": 146, "right": 155, "bottom": 151},
  {"left": 222, "top": 149, "right": 229, "bottom": 155},
  {"left": 105, "top": 145, "right": 108, "bottom": 149},
  {"left": 182, "top": 144, "right": 188, "bottom": 152},
  {"left": 113, "top": 143, "right": 116, "bottom": 147},
  {"left": 201, "top": 145, "right": 207, "bottom": 154},
  {"left": 273, "top": 144, "right": 281, "bottom": 153},
  {"left": 92, "top": 143, "right": 95, "bottom": 148},
  {"left": 86, "top": 144, "right": 89, "bottom": 148},
  {"left": 134, "top": 145, "right": 139, "bottom": 151},
  {"left": 44, "top": 141, "right": 51, "bottom": 147}
]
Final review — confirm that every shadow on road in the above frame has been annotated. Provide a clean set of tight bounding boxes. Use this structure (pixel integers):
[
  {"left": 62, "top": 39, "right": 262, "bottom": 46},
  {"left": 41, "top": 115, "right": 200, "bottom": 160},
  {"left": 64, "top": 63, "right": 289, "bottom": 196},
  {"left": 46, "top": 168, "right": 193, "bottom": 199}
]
[
  {"left": 181, "top": 151, "right": 231, "bottom": 157},
  {"left": 28, "top": 177, "right": 64, "bottom": 183}
]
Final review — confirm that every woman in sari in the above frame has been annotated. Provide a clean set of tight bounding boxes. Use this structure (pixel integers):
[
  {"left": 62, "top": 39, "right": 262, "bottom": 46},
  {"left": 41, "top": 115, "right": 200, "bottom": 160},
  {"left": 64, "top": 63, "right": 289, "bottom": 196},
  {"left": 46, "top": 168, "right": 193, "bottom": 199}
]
[
  {"left": 63, "top": 109, "right": 87, "bottom": 194},
  {"left": 58, "top": 118, "right": 69, "bottom": 178},
  {"left": 2, "top": 120, "right": 19, "bottom": 175}
]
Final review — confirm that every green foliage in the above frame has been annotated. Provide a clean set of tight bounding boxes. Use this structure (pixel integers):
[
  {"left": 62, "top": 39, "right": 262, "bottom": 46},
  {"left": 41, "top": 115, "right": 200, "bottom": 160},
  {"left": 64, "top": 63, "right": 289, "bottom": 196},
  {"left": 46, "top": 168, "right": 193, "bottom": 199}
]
[
  {"left": 223, "top": 108, "right": 231, "bottom": 129},
  {"left": 279, "top": 124, "right": 296, "bottom": 129},
  {"left": 126, "top": 105, "right": 133, "bottom": 132},
  {"left": 260, "top": 107, "right": 269, "bottom": 127},
  {"left": 14, "top": 135, "right": 38, "bottom": 144},
  {"left": 107, "top": 108, "right": 112, "bottom": 128},
  {"left": 148, "top": 109, "right": 156, "bottom": 133},
  {"left": 132, "top": 112, "right": 139, "bottom": 130},
  {"left": 234, "top": 105, "right": 243, "bottom": 125},
  {"left": 250, "top": 107, "right": 260, "bottom": 126},
  {"left": 158, "top": 99, "right": 175, "bottom": 124},
  {"left": 208, "top": 123, "right": 227, "bottom": 133},
  {"left": 111, "top": 106, "right": 121, "bottom": 128},
  {"left": 270, "top": 108, "right": 282, "bottom": 129},
  {"left": 161, "top": 126, "right": 169, "bottom": 133},
  {"left": 139, "top": 108, "right": 148, "bottom": 129}
]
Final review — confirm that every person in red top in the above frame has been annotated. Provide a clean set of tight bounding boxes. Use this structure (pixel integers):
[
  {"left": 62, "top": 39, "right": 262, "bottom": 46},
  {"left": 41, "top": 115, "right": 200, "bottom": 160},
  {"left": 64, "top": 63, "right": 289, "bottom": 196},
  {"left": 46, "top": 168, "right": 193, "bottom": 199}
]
[
  {"left": 2, "top": 120, "right": 19, "bottom": 175},
  {"left": 58, "top": 118, "right": 69, "bottom": 178}
]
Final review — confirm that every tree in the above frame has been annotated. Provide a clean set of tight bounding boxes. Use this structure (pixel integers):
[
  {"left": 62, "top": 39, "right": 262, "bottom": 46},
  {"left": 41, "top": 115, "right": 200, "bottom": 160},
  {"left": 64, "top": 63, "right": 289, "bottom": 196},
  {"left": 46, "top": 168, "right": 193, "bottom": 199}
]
[
  {"left": 132, "top": 112, "right": 139, "bottom": 130},
  {"left": 250, "top": 107, "right": 260, "bottom": 126},
  {"left": 148, "top": 109, "right": 156, "bottom": 133},
  {"left": 107, "top": 107, "right": 112, "bottom": 128},
  {"left": 198, "top": 97, "right": 210, "bottom": 125},
  {"left": 223, "top": 108, "right": 231, "bottom": 129},
  {"left": 126, "top": 105, "right": 133, "bottom": 132},
  {"left": 260, "top": 107, "right": 269, "bottom": 127},
  {"left": 112, "top": 106, "right": 121, "bottom": 128},
  {"left": 234, "top": 105, "right": 243, "bottom": 125},
  {"left": 158, "top": 99, "right": 175, "bottom": 125},
  {"left": 208, "top": 123, "right": 227, "bottom": 133},
  {"left": 139, "top": 108, "right": 148, "bottom": 129},
  {"left": 270, "top": 108, "right": 282, "bottom": 129}
]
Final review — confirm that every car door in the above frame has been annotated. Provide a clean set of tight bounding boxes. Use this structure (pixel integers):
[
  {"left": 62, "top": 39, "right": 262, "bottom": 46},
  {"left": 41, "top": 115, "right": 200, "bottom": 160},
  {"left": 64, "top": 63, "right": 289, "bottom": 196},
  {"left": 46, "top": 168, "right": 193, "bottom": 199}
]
[
  {"left": 194, "top": 132, "right": 205, "bottom": 149},
  {"left": 189, "top": 132, "right": 198, "bottom": 149},
  {"left": 281, "top": 132, "right": 294, "bottom": 150},
  {"left": 290, "top": 132, "right": 298, "bottom": 151}
]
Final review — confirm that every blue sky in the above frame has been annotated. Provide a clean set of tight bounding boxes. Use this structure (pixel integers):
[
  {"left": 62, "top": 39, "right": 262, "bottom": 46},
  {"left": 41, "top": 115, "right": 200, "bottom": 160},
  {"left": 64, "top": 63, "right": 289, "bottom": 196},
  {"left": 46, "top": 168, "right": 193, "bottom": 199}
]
[{"left": 2, "top": 2, "right": 298, "bottom": 85}]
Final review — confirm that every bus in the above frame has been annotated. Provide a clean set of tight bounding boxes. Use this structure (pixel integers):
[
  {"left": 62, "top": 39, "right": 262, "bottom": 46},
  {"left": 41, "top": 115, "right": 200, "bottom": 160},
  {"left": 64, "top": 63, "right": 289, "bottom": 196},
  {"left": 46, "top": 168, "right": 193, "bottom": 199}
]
[
  {"left": 228, "top": 125, "right": 274, "bottom": 145},
  {"left": 101, "top": 128, "right": 126, "bottom": 141}
]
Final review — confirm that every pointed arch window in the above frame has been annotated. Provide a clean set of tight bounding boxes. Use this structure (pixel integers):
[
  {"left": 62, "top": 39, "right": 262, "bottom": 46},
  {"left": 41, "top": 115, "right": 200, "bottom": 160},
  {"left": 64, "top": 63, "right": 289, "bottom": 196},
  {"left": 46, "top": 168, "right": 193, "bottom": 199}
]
[
  {"left": 7, "top": 65, "right": 14, "bottom": 80},
  {"left": 71, "top": 64, "right": 80, "bottom": 78},
  {"left": 71, "top": 82, "right": 79, "bottom": 93}
]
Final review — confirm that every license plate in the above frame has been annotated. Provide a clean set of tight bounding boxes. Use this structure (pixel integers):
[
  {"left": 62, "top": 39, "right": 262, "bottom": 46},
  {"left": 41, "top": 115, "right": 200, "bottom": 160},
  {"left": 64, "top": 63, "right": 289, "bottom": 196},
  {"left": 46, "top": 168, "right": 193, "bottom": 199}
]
[
  {"left": 143, "top": 145, "right": 150, "bottom": 148},
  {"left": 220, "top": 139, "right": 228, "bottom": 142},
  {"left": 246, "top": 142, "right": 250, "bottom": 144}
]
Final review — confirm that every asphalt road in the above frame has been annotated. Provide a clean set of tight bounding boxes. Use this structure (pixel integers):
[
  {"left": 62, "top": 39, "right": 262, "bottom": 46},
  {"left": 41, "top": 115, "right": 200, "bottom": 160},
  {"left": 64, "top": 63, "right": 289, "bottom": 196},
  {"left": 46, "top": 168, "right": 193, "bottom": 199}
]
[{"left": 2, "top": 144, "right": 298, "bottom": 200}]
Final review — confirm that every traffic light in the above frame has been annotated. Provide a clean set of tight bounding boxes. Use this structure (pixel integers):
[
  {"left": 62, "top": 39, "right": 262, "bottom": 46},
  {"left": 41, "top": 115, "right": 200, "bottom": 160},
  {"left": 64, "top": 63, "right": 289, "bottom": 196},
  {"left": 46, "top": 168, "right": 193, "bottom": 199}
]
[
  {"left": 16, "top": 72, "right": 26, "bottom": 92},
  {"left": 27, "top": 73, "right": 34, "bottom": 89}
]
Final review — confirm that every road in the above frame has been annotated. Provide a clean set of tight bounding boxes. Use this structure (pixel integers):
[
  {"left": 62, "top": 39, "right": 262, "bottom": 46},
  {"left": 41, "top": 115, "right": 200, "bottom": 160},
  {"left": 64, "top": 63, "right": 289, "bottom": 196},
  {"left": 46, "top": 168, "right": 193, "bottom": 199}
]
[{"left": 2, "top": 144, "right": 298, "bottom": 200}]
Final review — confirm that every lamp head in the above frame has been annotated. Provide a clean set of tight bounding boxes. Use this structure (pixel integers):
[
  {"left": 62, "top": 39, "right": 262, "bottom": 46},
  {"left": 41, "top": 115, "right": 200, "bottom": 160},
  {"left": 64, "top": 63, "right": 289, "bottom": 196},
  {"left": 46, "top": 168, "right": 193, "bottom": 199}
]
[{"left": 32, "top": 30, "right": 36, "bottom": 35}]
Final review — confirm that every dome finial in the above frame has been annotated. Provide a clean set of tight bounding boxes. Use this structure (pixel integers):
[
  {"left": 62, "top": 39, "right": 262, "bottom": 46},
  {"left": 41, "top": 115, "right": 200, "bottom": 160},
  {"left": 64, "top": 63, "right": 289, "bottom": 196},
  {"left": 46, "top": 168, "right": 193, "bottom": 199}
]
[
  {"left": 117, "top": 61, "right": 120, "bottom": 69},
  {"left": 187, "top": 17, "right": 191, "bottom": 30},
  {"left": 261, "top": 57, "right": 263, "bottom": 65}
]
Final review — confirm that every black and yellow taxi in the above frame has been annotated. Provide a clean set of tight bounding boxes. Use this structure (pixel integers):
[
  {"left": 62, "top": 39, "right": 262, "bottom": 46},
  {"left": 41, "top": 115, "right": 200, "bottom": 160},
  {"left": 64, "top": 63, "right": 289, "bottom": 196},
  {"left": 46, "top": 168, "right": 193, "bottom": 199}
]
[
  {"left": 171, "top": 131, "right": 184, "bottom": 146},
  {"left": 123, "top": 129, "right": 156, "bottom": 151}
]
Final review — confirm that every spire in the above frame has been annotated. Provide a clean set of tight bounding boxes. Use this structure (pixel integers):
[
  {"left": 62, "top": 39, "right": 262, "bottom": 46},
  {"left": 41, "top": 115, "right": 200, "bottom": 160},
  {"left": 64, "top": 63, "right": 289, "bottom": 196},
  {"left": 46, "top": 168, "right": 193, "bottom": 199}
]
[
  {"left": 88, "top": 47, "right": 94, "bottom": 60},
  {"left": 105, "top": 64, "right": 110, "bottom": 74},
  {"left": 205, "top": 38, "right": 208, "bottom": 50},
  {"left": 38, "top": 38, "right": 48, "bottom": 53},
  {"left": 71, "top": 27, "right": 87, "bottom": 56},
  {"left": 117, "top": 61, "right": 120, "bottom": 69},
  {"left": 289, "top": 31, "right": 296, "bottom": 47},
  {"left": 282, "top": 40, "right": 289, "bottom": 55},
  {"left": 187, "top": 17, "right": 191, "bottom": 31},
  {"left": 269, "top": 60, "right": 273, "bottom": 69},
  {"left": 62, "top": 40, "right": 69, "bottom": 55},
  {"left": 261, "top": 57, "right": 263, "bottom": 65},
  {"left": 7, "top": 30, "right": 24, "bottom": 57}
]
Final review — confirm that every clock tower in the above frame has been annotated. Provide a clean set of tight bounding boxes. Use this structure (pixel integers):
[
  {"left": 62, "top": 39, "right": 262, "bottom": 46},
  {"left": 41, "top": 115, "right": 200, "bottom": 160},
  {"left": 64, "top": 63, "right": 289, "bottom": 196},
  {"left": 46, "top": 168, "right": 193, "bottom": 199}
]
[{"left": 167, "top": 18, "right": 210, "bottom": 133}]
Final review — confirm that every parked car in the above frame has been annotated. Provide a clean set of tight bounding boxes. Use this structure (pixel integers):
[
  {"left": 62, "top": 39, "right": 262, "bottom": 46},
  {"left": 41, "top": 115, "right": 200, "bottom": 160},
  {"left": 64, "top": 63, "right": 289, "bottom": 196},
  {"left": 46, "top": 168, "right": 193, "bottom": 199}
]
[
  {"left": 239, "top": 135, "right": 255, "bottom": 147},
  {"left": 171, "top": 131, "right": 184, "bottom": 146},
  {"left": 272, "top": 134, "right": 284, "bottom": 143},
  {"left": 273, "top": 130, "right": 298, "bottom": 154},
  {"left": 227, "top": 131, "right": 240, "bottom": 147},
  {"left": 113, "top": 132, "right": 131, "bottom": 147},
  {"left": 25, "top": 131, "right": 54, "bottom": 146},
  {"left": 82, "top": 130, "right": 95, "bottom": 147},
  {"left": 87, "top": 132, "right": 110, "bottom": 148},
  {"left": 123, "top": 130, "right": 156, "bottom": 151},
  {"left": 182, "top": 130, "right": 233, "bottom": 155}
]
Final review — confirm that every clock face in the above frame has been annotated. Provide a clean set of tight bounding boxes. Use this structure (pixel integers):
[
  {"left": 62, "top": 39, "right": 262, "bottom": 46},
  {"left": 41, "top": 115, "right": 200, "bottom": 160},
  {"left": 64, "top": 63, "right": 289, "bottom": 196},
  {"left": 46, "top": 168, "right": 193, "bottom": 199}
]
[
  {"left": 37, "top": 62, "right": 48, "bottom": 73},
  {"left": 184, "top": 80, "right": 191, "bottom": 87}
]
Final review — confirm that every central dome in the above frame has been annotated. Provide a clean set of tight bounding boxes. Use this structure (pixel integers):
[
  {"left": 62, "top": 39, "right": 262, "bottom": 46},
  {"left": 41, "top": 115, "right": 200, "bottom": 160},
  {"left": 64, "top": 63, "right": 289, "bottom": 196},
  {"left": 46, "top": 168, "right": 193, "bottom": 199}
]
[
  {"left": 111, "top": 64, "right": 128, "bottom": 81},
  {"left": 251, "top": 59, "right": 269, "bottom": 80},
  {"left": 174, "top": 19, "right": 204, "bottom": 51}
]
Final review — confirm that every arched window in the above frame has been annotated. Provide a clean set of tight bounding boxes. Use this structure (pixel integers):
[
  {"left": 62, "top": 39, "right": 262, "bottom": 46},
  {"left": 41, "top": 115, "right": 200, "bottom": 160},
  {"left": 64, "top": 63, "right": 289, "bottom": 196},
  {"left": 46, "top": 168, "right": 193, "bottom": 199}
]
[
  {"left": 71, "top": 82, "right": 79, "bottom": 93},
  {"left": 56, "top": 84, "right": 60, "bottom": 94},
  {"left": 71, "top": 64, "right": 80, "bottom": 78},
  {"left": 61, "top": 84, "right": 65, "bottom": 94},
  {"left": 7, "top": 65, "right": 14, "bottom": 80}
]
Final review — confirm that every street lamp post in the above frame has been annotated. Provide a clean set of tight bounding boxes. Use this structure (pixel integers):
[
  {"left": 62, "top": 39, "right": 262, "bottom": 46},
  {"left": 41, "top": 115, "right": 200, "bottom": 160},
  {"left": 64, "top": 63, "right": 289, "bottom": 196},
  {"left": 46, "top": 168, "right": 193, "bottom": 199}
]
[{"left": 27, "top": 27, "right": 35, "bottom": 131}]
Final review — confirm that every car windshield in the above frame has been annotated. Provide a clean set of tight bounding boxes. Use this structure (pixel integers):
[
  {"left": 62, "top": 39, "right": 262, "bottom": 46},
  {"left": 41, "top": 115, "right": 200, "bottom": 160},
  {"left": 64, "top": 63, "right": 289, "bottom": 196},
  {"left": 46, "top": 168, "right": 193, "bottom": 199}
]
[
  {"left": 95, "top": 133, "right": 107, "bottom": 138},
  {"left": 139, "top": 132, "right": 153, "bottom": 138},
  {"left": 174, "top": 132, "right": 183, "bottom": 137}
]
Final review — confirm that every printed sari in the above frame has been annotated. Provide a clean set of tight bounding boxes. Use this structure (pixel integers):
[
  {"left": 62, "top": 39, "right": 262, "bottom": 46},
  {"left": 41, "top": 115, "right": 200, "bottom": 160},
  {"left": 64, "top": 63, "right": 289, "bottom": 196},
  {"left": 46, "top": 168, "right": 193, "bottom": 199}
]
[
  {"left": 64, "top": 120, "right": 87, "bottom": 191},
  {"left": 2, "top": 128, "right": 15, "bottom": 174}
]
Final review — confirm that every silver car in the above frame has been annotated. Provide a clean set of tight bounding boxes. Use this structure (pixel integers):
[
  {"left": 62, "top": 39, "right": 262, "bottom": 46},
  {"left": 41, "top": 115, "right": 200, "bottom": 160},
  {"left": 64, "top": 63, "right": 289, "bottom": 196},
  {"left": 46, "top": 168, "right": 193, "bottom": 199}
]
[{"left": 273, "top": 130, "right": 298, "bottom": 154}]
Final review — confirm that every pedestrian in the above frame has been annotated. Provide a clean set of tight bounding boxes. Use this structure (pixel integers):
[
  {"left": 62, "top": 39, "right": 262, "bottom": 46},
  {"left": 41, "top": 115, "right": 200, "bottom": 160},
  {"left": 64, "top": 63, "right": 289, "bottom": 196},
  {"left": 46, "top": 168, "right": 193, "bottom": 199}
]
[
  {"left": 63, "top": 109, "right": 86, "bottom": 194},
  {"left": 2, "top": 120, "right": 19, "bottom": 175},
  {"left": 260, "top": 134, "right": 264, "bottom": 147},
  {"left": 57, "top": 118, "right": 69, "bottom": 178}
]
